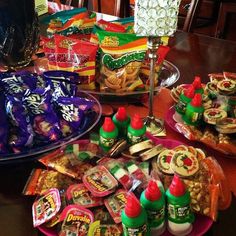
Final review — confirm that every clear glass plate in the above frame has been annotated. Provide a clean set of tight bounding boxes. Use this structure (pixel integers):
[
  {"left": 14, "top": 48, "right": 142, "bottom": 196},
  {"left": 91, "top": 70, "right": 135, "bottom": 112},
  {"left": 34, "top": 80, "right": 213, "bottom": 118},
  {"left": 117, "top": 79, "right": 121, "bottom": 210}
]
[
  {"left": 0, "top": 91, "right": 102, "bottom": 163},
  {"left": 84, "top": 60, "right": 180, "bottom": 96}
]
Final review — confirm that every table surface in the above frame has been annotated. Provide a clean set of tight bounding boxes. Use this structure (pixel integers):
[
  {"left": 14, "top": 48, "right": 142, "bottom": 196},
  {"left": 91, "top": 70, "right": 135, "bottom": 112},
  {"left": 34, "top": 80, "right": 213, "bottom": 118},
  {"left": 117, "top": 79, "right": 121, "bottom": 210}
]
[{"left": 1, "top": 30, "right": 236, "bottom": 236}]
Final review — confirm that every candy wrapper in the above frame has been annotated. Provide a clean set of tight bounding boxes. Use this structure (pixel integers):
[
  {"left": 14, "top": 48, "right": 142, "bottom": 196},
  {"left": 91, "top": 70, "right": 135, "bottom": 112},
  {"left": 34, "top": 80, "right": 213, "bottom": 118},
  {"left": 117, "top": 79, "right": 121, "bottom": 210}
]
[
  {"left": 38, "top": 148, "right": 93, "bottom": 180},
  {"left": 23, "top": 168, "right": 76, "bottom": 195},
  {"left": 53, "top": 34, "right": 98, "bottom": 90},
  {"left": 0, "top": 93, "right": 8, "bottom": 153},
  {"left": 59, "top": 205, "right": 94, "bottom": 236},
  {"left": 6, "top": 95, "right": 34, "bottom": 151},
  {"left": 23, "top": 86, "right": 61, "bottom": 142},
  {"left": 32, "top": 188, "right": 61, "bottom": 227},
  {"left": 66, "top": 183, "right": 103, "bottom": 208},
  {"left": 96, "top": 26, "right": 147, "bottom": 92},
  {"left": 43, "top": 70, "right": 79, "bottom": 100},
  {"left": 83, "top": 165, "right": 118, "bottom": 197},
  {"left": 55, "top": 96, "right": 95, "bottom": 136}
]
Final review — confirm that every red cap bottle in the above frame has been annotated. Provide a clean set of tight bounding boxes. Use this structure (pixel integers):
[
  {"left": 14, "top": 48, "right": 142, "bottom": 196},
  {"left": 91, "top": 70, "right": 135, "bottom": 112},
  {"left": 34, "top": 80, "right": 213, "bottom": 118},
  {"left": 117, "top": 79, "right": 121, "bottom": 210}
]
[{"left": 192, "top": 76, "right": 204, "bottom": 94}]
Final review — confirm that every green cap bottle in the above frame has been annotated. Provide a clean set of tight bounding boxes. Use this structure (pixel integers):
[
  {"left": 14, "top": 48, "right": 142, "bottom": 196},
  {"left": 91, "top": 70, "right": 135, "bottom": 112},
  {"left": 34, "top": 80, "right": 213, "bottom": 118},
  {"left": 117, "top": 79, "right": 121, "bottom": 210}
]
[
  {"left": 166, "top": 175, "right": 194, "bottom": 236},
  {"left": 127, "top": 114, "right": 146, "bottom": 144},
  {"left": 140, "top": 180, "right": 166, "bottom": 235},
  {"left": 175, "top": 85, "right": 195, "bottom": 115},
  {"left": 121, "top": 194, "right": 150, "bottom": 236},
  {"left": 182, "top": 93, "right": 204, "bottom": 126},
  {"left": 112, "top": 107, "right": 130, "bottom": 139},
  {"left": 99, "top": 117, "right": 118, "bottom": 152}
]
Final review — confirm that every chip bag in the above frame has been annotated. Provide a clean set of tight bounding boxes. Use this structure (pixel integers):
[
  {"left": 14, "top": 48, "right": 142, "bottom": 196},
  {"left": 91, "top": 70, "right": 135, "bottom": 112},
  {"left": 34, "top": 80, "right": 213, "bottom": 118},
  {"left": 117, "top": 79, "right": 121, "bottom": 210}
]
[{"left": 96, "top": 26, "right": 147, "bottom": 92}]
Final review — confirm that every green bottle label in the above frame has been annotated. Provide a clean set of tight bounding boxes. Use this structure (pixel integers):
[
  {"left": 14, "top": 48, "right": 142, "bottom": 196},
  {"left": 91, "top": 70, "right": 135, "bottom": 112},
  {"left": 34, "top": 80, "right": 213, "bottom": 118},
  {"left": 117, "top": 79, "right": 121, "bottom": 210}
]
[
  {"left": 185, "top": 109, "right": 203, "bottom": 123},
  {"left": 147, "top": 206, "right": 165, "bottom": 227},
  {"left": 176, "top": 100, "right": 187, "bottom": 114},
  {"left": 167, "top": 203, "right": 191, "bottom": 223},
  {"left": 127, "top": 133, "right": 144, "bottom": 144},
  {"left": 99, "top": 136, "right": 115, "bottom": 148},
  {"left": 122, "top": 223, "right": 148, "bottom": 236}
]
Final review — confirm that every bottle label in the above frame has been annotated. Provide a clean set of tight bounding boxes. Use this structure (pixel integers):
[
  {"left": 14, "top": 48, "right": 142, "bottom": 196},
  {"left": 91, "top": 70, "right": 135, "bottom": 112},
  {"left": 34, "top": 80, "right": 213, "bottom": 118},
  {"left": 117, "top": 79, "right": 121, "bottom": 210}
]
[
  {"left": 147, "top": 206, "right": 165, "bottom": 226},
  {"left": 175, "top": 100, "right": 187, "bottom": 114},
  {"left": 167, "top": 203, "right": 191, "bottom": 223},
  {"left": 99, "top": 136, "right": 115, "bottom": 148},
  {"left": 127, "top": 132, "right": 144, "bottom": 144},
  {"left": 122, "top": 223, "right": 148, "bottom": 236}
]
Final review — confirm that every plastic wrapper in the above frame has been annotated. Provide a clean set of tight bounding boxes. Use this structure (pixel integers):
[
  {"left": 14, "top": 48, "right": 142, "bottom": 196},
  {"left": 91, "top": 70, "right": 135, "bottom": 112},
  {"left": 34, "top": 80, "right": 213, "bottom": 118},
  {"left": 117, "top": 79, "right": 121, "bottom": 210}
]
[
  {"left": 43, "top": 70, "right": 79, "bottom": 100},
  {"left": 32, "top": 188, "right": 61, "bottom": 227},
  {"left": 23, "top": 168, "right": 76, "bottom": 196},
  {"left": 38, "top": 149, "right": 93, "bottom": 180},
  {"left": 96, "top": 25, "right": 147, "bottom": 92},
  {"left": 66, "top": 183, "right": 103, "bottom": 208},
  {"left": 6, "top": 95, "right": 34, "bottom": 151},
  {"left": 0, "top": 93, "right": 9, "bottom": 153},
  {"left": 59, "top": 205, "right": 94, "bottom": 236},
  {"left": 23, "top": 86, "right": 61, "bottom": 142},
  {"left": 53, "top": 34, "right": 98, "bottom": 90}
]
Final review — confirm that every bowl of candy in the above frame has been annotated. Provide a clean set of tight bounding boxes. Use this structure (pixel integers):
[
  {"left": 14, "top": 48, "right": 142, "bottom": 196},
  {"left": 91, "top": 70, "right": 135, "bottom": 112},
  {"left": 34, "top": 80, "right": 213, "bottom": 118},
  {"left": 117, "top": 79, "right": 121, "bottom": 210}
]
[{"left": 0, "top": 70, "right": 102, "bottom": 163}]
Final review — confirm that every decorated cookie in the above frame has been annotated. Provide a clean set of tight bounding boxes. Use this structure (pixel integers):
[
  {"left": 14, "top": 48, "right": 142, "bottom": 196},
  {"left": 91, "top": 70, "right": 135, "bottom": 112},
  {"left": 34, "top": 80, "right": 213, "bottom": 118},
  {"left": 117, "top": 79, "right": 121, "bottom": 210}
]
[
  {"left": 157, "top": 149, "right": 175, "bottom": 174},
  {"left": 83, "top": 165, "right": 118, "bottom": 197},
  {"left": 140, "top": 144, "right": 164, "bottom": 161},
  {"left": 170, "top": 151, "right": 199, "bottom": 177},
  {"left": 216, "top": 117, "right": 236, "bottom": 134},
  {"left": 204, "top": 108, "right": 227, "bottom": 125},
  {"left": 217, "top": 79, "right": 236, "bottom": 95}
]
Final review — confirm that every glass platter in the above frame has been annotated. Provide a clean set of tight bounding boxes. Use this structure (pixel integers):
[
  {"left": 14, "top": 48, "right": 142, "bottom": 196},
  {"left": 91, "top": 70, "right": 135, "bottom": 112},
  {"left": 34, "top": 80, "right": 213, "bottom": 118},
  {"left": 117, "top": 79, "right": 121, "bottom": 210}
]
[
  {"left": 0, "top": 91, "right": 102, "bottom": 164},
  {"left": 84, "top": 60, "right": 180, "bottom": 96}
]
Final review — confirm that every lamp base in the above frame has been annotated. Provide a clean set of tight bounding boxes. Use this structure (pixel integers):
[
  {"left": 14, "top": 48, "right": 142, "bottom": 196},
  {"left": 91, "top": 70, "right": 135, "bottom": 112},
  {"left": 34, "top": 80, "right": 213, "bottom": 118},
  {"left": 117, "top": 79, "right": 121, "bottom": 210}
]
[{"left": 143, "top": 116, "right": 166, "bottom": 136}]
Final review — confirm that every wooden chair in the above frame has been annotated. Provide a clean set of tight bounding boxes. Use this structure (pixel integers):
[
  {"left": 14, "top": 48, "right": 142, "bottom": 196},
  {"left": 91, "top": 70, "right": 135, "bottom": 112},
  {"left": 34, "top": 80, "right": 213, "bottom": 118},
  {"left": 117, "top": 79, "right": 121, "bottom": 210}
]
[
  {"left": 215, "top": 2, "right": 236, "bottom": 39},
  {"left": 92, "top": 0, "right": 128, "bottom": 17},
  {"left": 50, "top": 0, "right": 87, "bottom": 8}
]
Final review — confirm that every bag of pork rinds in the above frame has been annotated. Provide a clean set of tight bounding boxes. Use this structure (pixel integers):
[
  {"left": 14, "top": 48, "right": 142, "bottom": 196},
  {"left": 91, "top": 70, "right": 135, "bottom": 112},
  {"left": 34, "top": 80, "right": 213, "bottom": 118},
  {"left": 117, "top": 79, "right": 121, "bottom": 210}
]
[
  {"left": 53, "top": 34, "right": 98, "bottom": 90},
  {"left": 96, "top": 25, "right": 147, "bottom": 92}
]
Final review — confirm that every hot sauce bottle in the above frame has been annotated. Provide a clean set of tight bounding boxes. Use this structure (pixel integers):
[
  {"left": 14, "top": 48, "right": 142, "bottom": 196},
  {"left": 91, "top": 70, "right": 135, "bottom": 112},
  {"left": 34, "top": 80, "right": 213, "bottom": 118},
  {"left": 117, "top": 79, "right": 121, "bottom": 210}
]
[
  {"left": 140, "top": 180, "right": 166, "bottom": 235},
  {"left": 183, "top": 93, "right": 204, "bottom": 126},
  {"left": 99, "top": 117, "right": 118, "bottom": 152},
  {"left": 121, "top": 194, "right": 150, "bottom": 236},
  {"left": 166, "top": 175, "right": 194, "bottom": 236},
  {"left": 192, "top": 76, "right": 204, "bottom": 94},
  {"left": 175, "top": 85, "right": 195, "bottom": 115},
  {"left": 127, "top": 114, "right": 146, "bottom": 144},
  {"left": 112, "top": 107, "right": 130, "bottom": 139}
]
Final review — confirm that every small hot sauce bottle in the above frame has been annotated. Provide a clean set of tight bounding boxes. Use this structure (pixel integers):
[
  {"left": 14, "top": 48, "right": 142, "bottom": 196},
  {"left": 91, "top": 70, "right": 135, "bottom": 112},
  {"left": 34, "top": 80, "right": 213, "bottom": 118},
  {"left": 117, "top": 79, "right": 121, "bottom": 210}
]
[
  {"left": 166, "top": 175, "right": 194, "bottom": 236},
  {"left": 140, "top": 180, "right": 166, "bottom": 235},
  {"left": 175, "top": 85, "right": 195, "bottom": 115},
  {"left": 192, "top": 76, "right": 204, "bottom": 94},
  {"left": 182, "top": 93, "right": 204, "bottom": 126},
  {"left": 127, "top": 114, "right": 146, "bottom": 144},
  {"left": 121, "top": 194, "right": 150, "bottom": 236},
  {"left": 112, "top": 107, "right": 130, "bottom": 139},
  {"left": 99, "top": 117, "right": 118, "bottom": 152}
]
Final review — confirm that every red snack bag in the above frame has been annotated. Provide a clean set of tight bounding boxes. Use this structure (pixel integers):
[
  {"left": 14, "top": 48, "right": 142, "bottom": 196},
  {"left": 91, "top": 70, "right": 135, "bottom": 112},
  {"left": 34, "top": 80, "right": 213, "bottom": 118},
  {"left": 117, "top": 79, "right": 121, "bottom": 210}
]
[
  {"left": 54, "top": 34, "right": 98, "bottom": 90},
  {"left": 97, "top": 20, "right": 126, "bottom": 33},
  {"left": 41, "top": 36, "right": 56, "bottom": 70}
]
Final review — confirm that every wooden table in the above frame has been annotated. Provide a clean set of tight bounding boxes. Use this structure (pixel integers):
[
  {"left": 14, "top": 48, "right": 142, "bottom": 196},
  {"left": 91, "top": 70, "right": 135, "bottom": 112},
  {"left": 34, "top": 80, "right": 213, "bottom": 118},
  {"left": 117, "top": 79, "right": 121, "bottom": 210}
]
[{"left": 0, "top": 31, "right": 236, "bottom": 236}]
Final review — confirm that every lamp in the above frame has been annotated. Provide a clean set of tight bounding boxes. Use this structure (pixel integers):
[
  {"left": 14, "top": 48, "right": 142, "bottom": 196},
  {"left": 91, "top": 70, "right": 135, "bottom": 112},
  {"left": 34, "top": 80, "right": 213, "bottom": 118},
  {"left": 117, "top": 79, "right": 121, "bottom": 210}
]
[{"left": 134, "top": 0, "right": 181, "bottom": 136}]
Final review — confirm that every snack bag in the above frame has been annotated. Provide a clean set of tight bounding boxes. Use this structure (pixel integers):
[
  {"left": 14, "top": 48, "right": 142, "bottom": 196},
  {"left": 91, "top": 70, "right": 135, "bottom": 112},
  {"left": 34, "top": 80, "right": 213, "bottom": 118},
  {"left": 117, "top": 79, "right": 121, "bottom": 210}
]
[
  {"left": 23, "top": 168, "right": 76, "bottom": 195},
  {"left": 0, "top": 93, "right": 8, "bottom": 153},
  {"left": 54, "top": 34, "right": 98, "bottom": 90},
  {"left": 96, "top": 26, "right": 147, "bottom": 92},
  {"left": 38, "top": 149, "right": 93, "bottom": 180}
]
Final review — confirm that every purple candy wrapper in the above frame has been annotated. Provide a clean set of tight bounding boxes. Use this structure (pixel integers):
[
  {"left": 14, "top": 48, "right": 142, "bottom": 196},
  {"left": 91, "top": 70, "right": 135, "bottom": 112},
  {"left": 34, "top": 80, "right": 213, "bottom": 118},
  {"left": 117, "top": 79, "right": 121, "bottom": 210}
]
[
  {"left": 0, "top": 94, "right": 9, "bottom": 153},
  {"left": 23, "top": 86, "right": 61, "bottom": 142},
  {"left": 5, "top": 95, "right": 34, "bottom": 151},
  {"left": 55, "top": 97, "right": 86, "bottom": 136}
]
